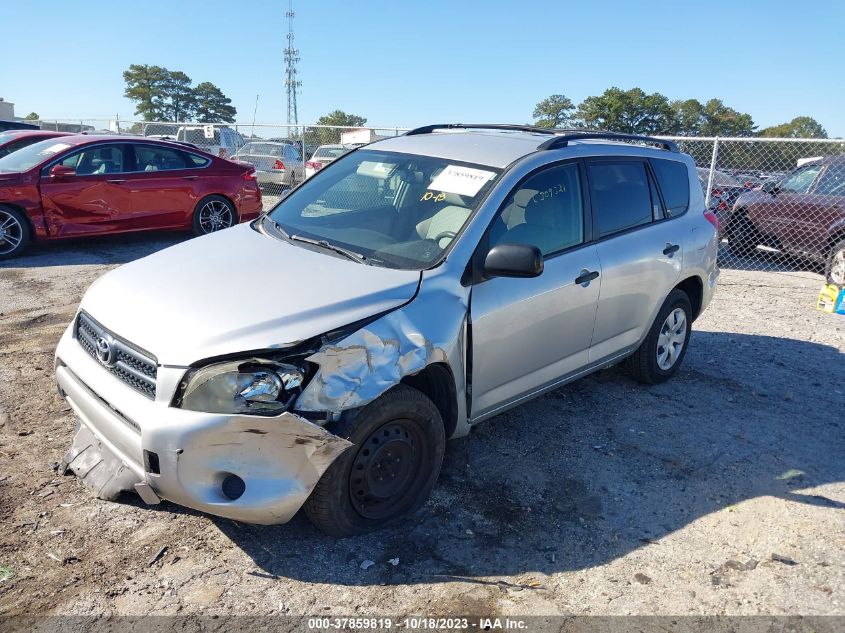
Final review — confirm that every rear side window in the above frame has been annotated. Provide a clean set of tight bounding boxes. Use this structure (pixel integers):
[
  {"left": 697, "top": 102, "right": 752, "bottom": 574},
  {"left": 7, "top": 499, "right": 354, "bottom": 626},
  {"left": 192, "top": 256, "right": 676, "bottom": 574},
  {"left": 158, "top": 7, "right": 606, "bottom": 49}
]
[
  {"left": 588, "top": 162, "right": 653, "bottom": 238},
  {"left": 650, "top": 158, "right": 690, "bottom": 217},
  {"left": 134, "top": 145, "right": 189, "bottom": 171},
  {"left": 187, "top": 153, "right": 210, "bottom": 167}
]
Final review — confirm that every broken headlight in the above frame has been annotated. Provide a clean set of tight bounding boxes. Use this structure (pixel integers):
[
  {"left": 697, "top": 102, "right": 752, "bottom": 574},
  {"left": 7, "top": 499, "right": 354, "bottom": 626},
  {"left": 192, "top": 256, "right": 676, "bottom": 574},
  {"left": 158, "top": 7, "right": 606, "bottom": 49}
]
[{"left": 175, "top": 358, "right": 307, "bottom": 415}]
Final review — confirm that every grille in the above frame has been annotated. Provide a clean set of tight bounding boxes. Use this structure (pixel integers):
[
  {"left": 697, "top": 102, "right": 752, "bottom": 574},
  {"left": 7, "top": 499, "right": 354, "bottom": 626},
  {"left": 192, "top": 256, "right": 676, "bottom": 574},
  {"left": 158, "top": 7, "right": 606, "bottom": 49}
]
[{"left": 75, "top": 312, "right": 157, "bottom": 399}]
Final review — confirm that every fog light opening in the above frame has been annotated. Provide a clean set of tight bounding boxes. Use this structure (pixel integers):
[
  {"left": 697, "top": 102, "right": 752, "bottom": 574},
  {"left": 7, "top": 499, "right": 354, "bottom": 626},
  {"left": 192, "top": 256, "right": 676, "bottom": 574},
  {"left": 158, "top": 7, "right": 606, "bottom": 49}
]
[
  {"left": 221, "top": 474, "right": 246, "bottom": 501},
  {"left": 143, "top": 450, "right": 160, "bottom": 475}
]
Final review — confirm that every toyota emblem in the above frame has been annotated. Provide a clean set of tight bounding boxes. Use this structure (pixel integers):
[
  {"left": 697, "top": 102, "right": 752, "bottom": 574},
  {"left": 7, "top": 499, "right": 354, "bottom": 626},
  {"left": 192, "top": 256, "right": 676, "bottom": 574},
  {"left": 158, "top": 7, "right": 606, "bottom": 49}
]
[{"left": 95, "top": 335, "right": 116, "bottom": 367}]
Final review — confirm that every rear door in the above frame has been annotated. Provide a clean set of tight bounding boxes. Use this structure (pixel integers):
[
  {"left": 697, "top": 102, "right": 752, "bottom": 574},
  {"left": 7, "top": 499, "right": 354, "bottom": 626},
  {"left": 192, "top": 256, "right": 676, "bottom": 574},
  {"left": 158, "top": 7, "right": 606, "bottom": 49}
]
[
  {"left": 470, "top": 160, "right": 602, "bottom": 419},
  {"left": 122, "top": 143, "right": 209, "bottom": 229},
  {"left": 587, "top": 158, "right": 685, "bottom": 362},
  {"left": 787, "top": 162, "right": 845, "bottom": 259},
  {"left": 39, "top": 143, "right": 134, "bottom": 237}
]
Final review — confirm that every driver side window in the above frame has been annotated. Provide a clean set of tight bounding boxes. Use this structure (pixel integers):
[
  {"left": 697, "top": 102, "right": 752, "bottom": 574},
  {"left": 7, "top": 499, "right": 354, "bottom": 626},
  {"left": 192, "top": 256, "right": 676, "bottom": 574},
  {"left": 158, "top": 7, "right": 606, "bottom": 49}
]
[
  {"left": 60, "top": 145, "right": 125, "bottom": 176},
  {"left": 490, "top": 162, "right": 584, "bottom": 256}
]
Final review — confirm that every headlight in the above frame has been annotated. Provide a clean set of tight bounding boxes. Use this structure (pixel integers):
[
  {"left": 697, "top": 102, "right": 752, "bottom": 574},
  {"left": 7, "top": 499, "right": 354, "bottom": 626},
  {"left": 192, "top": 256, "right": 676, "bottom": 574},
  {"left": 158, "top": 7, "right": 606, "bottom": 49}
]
[{"left": 175, "top": 358, "right": 307, "bottom": 415}]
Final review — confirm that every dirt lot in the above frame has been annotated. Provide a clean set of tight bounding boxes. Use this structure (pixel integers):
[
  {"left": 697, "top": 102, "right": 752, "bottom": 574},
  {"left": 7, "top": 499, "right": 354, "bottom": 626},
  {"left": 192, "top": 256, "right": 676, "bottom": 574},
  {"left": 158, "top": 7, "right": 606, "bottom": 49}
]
[{"left": 0, "top": 233, "right": 843, "bottom": 618}]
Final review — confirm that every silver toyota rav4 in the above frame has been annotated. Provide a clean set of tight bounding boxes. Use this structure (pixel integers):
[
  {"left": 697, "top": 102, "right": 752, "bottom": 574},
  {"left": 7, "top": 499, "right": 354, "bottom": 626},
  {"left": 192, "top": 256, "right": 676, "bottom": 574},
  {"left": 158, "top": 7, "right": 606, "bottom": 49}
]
[{"left": 56, "top": 124, "right": 719, "bottom": 536}]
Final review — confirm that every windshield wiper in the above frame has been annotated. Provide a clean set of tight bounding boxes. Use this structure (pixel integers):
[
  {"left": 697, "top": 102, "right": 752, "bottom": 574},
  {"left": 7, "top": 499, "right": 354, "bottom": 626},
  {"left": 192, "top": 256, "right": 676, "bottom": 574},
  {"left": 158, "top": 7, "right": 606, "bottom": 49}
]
[{"left": 288, "top": 234, "right": 366, "bottom": 263}]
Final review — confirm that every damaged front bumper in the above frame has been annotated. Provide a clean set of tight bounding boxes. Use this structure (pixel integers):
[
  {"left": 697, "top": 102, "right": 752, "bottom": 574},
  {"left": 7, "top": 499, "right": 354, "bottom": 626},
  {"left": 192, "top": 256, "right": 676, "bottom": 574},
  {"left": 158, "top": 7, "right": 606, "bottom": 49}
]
[{"left": 56, "top": 331, "right": 351, "bottom": 525}]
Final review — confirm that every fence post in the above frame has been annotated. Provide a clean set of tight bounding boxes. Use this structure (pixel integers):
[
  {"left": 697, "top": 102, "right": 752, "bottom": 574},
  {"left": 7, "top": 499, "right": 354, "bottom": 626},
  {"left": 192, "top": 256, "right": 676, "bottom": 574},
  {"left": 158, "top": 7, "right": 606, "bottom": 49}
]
[{"left": 704, "top": 137, "right": 720, "bottom": 208}]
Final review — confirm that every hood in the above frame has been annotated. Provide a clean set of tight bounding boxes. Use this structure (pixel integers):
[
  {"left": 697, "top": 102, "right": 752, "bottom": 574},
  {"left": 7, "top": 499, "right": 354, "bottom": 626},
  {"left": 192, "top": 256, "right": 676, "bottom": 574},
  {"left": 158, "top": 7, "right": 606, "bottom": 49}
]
[{"left": 79, "top": 223, "right": 421, "bottom": 366}]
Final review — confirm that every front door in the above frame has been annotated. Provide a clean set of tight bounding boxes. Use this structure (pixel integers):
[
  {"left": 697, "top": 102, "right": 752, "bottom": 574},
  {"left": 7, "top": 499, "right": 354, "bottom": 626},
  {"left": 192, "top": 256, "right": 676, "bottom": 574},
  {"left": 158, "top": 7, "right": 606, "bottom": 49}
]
[
  {"left": 39, "top": 143, "right": 133, "bottom": 237},
  {"left": 470, "top": 161, "right": 602, "bottom": 419}
]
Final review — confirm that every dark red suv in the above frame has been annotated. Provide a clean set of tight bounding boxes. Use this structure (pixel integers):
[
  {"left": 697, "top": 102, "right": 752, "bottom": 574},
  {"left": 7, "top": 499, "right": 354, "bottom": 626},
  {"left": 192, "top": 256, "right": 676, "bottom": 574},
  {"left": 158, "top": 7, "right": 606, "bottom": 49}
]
[
  {"left": 0, "top": 135, "right": 262, "bottom": 259},
  {"left": 726, "top": 156, "right": 845, "bottom": 284}
]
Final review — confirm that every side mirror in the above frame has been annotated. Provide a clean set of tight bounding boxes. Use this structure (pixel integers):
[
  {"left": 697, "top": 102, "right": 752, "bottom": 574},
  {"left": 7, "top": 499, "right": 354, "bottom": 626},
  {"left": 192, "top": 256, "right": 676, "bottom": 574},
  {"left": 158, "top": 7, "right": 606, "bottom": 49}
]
[
  {"left": 761, "top": 180, "right": 779, "bottom": 195},
  {"left": 483, "top": 243, "right": 543, "bottom": 279},
  {"left": 50, "top": 165, "right": 76, "bottom": 179}
]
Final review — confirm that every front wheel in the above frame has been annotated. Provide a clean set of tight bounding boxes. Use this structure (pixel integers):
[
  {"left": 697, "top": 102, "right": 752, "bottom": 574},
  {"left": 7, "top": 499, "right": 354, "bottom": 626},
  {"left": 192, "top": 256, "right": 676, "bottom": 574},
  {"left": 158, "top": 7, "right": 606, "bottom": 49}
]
[
  {"left": 825, "top": 238, "right": 845, "bottom": 286},
  {"left": 304, "top": 384, "right": 446, "bottom": 537},
  {"left": 0, "top": 206, "right": 31, "bottom": 260},
  {"left": 192, "top": 195, "right": 236, "bottom": 236},
  {"left": 626, "top": 289, "right": 693, "bottom": 385},
  {"left": 726, "top": 211, "right": 760, "bottom": 257}
]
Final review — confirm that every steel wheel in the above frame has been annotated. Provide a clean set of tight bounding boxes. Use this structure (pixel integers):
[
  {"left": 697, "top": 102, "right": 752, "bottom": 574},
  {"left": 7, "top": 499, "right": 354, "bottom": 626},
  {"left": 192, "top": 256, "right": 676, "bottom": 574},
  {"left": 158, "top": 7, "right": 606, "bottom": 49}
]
[
  {"left": 656, "top": 307, "right": 687, "bottom": 370},
  {"left": 830, "top": 246, "right": 845, "bottom": 286},
  {"left": 0, "top": 209, "right": 24, "bottom": 256},
  {"left": 349, "top": 420, "right": 426, "bottom": 521},
  {"left": 196, "top": 199, "right": 234, "bottom": 234}
]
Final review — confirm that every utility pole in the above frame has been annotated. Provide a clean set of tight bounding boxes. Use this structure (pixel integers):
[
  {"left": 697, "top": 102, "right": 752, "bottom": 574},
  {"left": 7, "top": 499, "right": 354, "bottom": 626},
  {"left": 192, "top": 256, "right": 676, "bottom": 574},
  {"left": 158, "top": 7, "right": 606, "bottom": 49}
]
[{"left": 284, "top": 0, "right": 301, "bottom": 128}]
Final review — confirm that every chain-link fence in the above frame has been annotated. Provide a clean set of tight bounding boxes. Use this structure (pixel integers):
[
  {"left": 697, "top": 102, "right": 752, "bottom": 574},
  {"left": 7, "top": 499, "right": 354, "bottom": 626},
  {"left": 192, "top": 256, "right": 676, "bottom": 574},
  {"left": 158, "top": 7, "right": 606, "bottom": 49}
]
[
  {"left": 663, "top": 136, "right": 845, "bottom": 285},
  {"left": 27, "top": 119, "right": 845, "bottom": 285}
]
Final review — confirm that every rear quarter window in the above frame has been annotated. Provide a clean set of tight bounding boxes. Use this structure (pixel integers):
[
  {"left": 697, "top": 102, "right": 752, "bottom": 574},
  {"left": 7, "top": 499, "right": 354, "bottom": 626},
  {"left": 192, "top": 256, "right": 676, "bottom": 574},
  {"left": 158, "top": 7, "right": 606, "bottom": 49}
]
[
  {"left": 187, "top": 153, "right": 210, "bottom": 167},
  {"left": 650, "top": 158, "right": 690, "bottom": 217}
]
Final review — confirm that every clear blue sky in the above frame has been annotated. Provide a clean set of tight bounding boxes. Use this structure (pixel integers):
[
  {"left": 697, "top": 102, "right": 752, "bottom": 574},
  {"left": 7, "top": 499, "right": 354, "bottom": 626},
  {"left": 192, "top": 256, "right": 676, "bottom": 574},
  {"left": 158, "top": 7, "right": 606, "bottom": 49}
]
[{"left": 2, "top": 0, "right": 842, "bottom": 136}]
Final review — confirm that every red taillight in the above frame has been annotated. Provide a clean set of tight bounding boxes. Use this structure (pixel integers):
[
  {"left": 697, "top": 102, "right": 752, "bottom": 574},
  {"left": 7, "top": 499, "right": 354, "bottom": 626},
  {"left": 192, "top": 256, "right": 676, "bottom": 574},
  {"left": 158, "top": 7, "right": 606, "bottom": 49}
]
[
  {"left": 272, "top": 159, "right": 285, "bottom": 171},
  {"left": 243, "top": 169, "right": 257, "bottom": 181},
  {"left": 703, "top": 209, "right": 720, "bottom": 230},
  {"left": 306, "top": 161, "right": 322, "bottom": 171},
  {"left": 711, "top": 188, "right": 723, "bottom": 197},
  {"left": 717, "top": 199, "right": 728, "bottom": 210}
]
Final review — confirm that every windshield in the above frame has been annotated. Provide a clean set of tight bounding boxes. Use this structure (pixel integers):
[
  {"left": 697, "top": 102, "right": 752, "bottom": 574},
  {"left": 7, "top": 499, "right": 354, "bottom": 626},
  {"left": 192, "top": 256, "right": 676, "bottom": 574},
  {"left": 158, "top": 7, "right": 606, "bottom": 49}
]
[
  {"left": 0, "top": 138, "right": 73, "bottom": 172},
  {"left": 239, "top": 143, "right": 285, "bottom": 157},
  {"left": 267, "top": 149, "right": 500, "bottom": 270}
]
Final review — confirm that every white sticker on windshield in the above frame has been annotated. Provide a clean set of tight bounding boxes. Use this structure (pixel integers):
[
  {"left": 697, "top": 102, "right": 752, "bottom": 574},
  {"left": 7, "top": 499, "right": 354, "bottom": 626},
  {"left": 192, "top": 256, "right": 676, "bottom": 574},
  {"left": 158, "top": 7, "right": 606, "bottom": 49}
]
[
  {"left": 428, "top": 165, "right": 496, "bottom": 196},
  {"left": 41, "top": 143, "right": 71, "bottom": 155}
]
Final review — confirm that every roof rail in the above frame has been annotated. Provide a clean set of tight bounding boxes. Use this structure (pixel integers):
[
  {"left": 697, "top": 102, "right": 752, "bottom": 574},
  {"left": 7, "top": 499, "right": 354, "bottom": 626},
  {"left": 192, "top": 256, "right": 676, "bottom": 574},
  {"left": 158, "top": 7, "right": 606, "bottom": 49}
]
[
  {"left": 404, "top": 123, "right": 558, "bottom": 136},
  {"left": 538, "top": 131, "right": 678, "bottom": 152}
]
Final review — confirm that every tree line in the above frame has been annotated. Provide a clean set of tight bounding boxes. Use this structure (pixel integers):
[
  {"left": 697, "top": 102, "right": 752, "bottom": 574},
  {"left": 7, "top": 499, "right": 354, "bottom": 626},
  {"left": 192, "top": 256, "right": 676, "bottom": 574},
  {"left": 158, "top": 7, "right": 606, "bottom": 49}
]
[
  {"left": 532, "top": 87, "right": 829, "bottom": 138},
  {"left": 122, "top": 65, "right": 830, "bottom": 141},
  {"left": 123, "top": 64, "right": 237, "bottom": 123}
]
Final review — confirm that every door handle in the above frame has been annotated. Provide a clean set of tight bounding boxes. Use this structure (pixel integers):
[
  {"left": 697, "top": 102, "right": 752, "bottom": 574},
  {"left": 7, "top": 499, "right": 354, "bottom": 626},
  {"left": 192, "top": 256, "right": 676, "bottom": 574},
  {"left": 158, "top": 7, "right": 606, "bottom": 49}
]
[
  {"left": 182, "top": 175, "right": 198, "bottom": 181},
  {"left": 106, "top": 179, "right": 125, "bottom": 184},
  {"left": 575, "top": 269, "right": 600, "bottom": 285},
  {"left": 663, "top": 243, "right": 680, "bottom": 257}
]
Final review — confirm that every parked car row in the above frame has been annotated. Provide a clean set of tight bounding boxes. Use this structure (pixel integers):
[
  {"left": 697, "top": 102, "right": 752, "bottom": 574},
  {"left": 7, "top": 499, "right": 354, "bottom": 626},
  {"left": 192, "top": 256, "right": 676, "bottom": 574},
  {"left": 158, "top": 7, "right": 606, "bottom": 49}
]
[
  {"left": 0, "top": 134, "right": 262, "bottom": 259},
  {"left": 718, "top": 155, "right": 845, "bottom": 284}
]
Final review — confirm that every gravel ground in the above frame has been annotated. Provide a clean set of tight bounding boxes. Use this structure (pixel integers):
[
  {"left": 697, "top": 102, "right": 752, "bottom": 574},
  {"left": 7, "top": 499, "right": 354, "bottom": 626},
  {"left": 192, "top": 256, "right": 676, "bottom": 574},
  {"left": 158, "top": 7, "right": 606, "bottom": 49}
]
[{"left": 0, "top": 231, "right": 843, "bottom": 618}]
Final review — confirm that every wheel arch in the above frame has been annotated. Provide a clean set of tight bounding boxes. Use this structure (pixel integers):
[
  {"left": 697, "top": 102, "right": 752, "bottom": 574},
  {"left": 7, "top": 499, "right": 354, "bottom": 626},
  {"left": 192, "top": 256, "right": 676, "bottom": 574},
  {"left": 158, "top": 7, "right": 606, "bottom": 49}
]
[
  {"left": 674, "top": 275, "right": 703, "bottom": 321},
  {"left": 400, "top": 362, "right": 459, "bottom": 439}
]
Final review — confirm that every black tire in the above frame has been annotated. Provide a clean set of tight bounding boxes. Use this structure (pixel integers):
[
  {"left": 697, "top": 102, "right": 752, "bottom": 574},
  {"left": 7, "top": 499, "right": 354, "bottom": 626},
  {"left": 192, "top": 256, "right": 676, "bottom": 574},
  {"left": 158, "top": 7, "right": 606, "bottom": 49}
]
[
  {"left": 824, "top": 238, "right": 845, "bottom": 286},
  {"left": 0, "top": 205, "right": 31, "bottom": 260},
  {"left": 304, "top": 384, "right": 446, "bottom": 537},
  {"left": 726, "top": 211, "right": 760, "bottom": 257},
  {"left": 191, "top": 195, "right": 237, "bottom": 236},
  {"left": 626, "top": 289, "right": 693, "bottom": 385}
]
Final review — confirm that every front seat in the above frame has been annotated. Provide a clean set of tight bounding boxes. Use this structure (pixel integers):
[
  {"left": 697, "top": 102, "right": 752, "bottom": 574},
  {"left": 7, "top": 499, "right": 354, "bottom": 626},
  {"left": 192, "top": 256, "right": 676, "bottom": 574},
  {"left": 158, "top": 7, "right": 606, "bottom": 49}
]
[
  {"left": 414, "top": 192, "right": 471, "bottom": 248},
  {"left": 500, "top": 172, "right": 580, "bottom": 255}
]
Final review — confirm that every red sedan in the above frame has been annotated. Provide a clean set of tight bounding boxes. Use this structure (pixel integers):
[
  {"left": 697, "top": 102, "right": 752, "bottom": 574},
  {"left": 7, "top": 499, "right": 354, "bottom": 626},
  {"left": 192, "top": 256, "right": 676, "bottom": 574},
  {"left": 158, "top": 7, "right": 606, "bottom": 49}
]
[
  {"left": 0, "top": 129, "right": 74, "bottom": 159},
  {"left": 0, "top": 135, "right": 262, "bottom": 259}
]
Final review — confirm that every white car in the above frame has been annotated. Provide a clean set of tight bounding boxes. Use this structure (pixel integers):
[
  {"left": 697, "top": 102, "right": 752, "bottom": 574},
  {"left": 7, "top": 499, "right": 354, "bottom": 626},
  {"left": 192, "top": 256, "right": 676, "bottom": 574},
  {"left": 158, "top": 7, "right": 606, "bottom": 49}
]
[
  {"left": 305, "top": 144, "right": 354, "bottom": 179},
  {"left": 176, "top": 126, "right": 244, "bottom": 159}
]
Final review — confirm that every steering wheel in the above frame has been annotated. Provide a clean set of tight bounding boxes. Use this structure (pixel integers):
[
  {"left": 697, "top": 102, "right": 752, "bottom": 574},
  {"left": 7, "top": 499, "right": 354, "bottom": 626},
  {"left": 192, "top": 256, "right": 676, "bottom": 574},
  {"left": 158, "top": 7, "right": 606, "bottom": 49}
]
[{"left": 432, "top": 230, "right": 457, "bottom": 244}]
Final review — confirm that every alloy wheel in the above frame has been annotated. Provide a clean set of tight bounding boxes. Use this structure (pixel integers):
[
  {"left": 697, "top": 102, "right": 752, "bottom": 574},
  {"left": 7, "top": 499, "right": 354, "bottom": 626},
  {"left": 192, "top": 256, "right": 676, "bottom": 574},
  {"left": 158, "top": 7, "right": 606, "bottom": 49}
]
[
  {"left": 0, "top": 210, "right": 24, "bottom": 256},
  {"left": 656, "top": 307, "right": 687, "bottom": 370},
  {"left": 197, "top": 200, "right": 234, "bottom": 234}
]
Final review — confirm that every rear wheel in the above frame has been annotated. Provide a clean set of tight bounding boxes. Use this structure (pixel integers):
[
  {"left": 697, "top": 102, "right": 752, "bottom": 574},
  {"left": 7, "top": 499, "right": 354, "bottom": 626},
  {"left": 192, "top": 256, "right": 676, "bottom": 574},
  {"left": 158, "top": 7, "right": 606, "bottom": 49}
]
[
  {"left": 192, "top": 195, "right": 236, "bottom": 236},
  {"left": 825, "top": 238, "right": 845, "bottom": 286},
  {"left": 726, "top": 211, "right": 760, "bottom": 257},
  {"left": 0, "top": 206, "right": 31, "bottom": 260},
  {"left": 626, "top": 289, "right": 692, "bottom": 385},
  {"left": 304, "top": 384, "right": 446, "bottom": 537}
]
